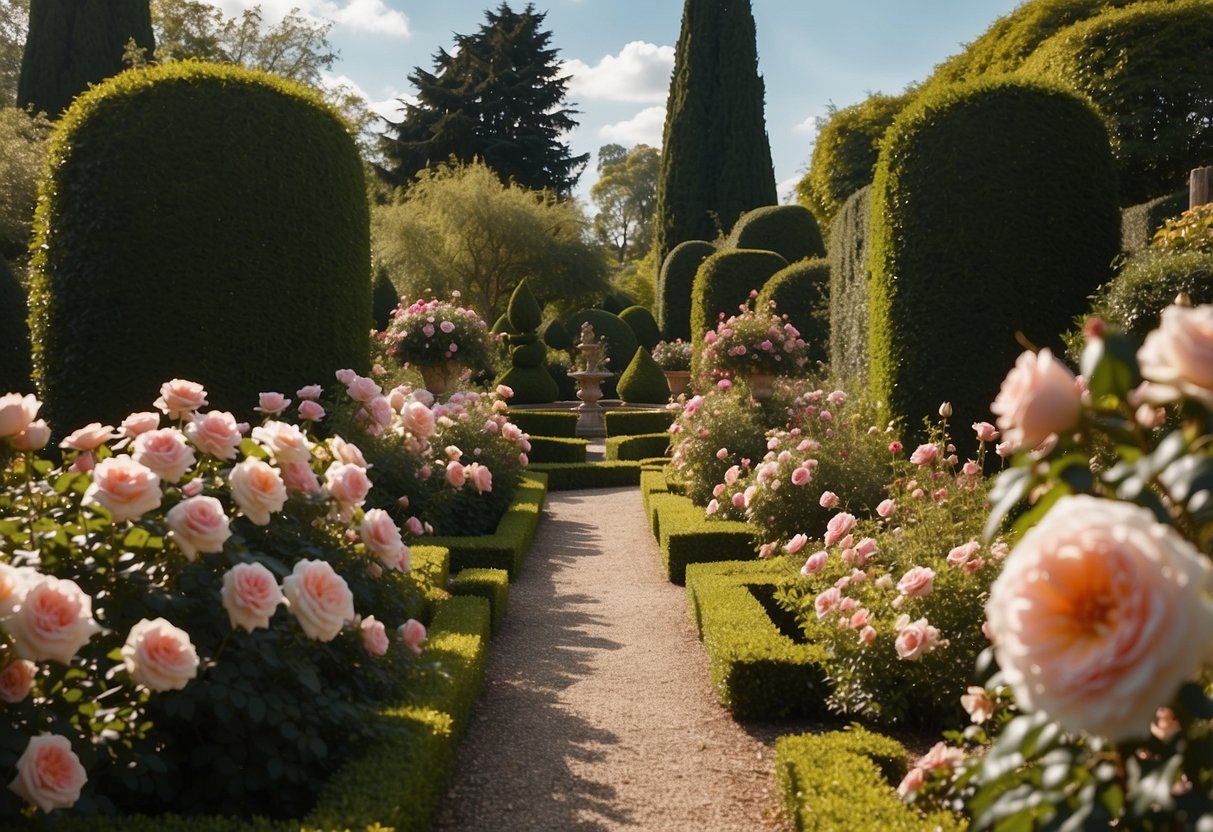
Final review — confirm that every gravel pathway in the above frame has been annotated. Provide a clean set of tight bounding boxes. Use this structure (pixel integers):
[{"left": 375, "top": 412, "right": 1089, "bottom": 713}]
[{"left": 430, "top": 486, "right": 795, "bottom": 832}]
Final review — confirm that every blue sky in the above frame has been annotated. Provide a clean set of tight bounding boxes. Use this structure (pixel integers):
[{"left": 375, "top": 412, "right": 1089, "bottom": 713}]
[{"left": 213, "top": 0, "right": 1026, "bottom": 202}]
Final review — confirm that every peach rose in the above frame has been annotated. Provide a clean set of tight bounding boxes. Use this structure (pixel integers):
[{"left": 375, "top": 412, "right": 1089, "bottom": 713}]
[
  {"left": 82, "top": 457, "right": 162, "bottom": 523},
  {"left": 986, "top": 494, "right": 1213, "bottom": 741},
  {"left": 961, "top": 686, "right": 995, "bottom": 725},
  {"left": 251, "top": 420, "right": 311, "bottom": 465},
  {"left": 10, "top": 419, "right": 50, "bottom": 451},
  {"left": 896, "top": 566, "right": 936, "bottom": 598},
  {"left": 1136, "top": 303, "right": 1213, "bottom": 408},
  {"left": 283, "top": 559, "right": 354, "bottom": 641},
  {"left": 184, "top": 410, "right": 243, "bottom": 459},
  {"left": 360, "top": 509, "right": 408, "bottom": 571},
  {"left": 324, "top": 462, "right": 371, "bottom": 511},
  {"left": 132, "top": 428, "right": 196, "bottom": 483},
  {"left": 469, "top": 463, "right": 493, "bottom": 494},
  {"left": 0, "top": 562, "right": 33, "bottom": 618},
  {"left": 120, "top": 411, "right": 161, "bottom": 438},
  {"left": 0, "top": 393, "right": 40, "bottom": 439},
  {"left": 0, "top": 659, "right": 36, "bottom": 703},
  {"left": 398, "top": 618, "right": 426, "bottom": 656},
  {"left": 280, "top": 461, "right": 321, "bottom": 495},
  {"left": 58, "top": 422, "right": 118, "bottom": 452},
  {"left": 894, "top": 615, "right": 940, "bottom": 661},
  {"left": 8, "top": 734, "right": 87, "bottom": 812},
  {"left": 360, "top": 615, "right": 389, "bottom": 656},
  {"left": 445, "top": 460, "right": 466, "bottom": 488},
  {"left": 401, "top": 401, "right": 436, "bottom": 439},
  {"left": 221, "top": 562, "right": 283, "bottom": 632},
  {"left": 989, "top": 348, "right": 1082, "bottom": 453},
  {"left": 329, "top": 435, "right": 370, "bottom": 469},
  {"left": 121, "top": 618, "right": 199, "bottom": 691},
  {"left": 5, "top": 575, "right": 101, "bottom": 664},
  {"left": 229, "top": 458, "right": 287, "bottom": 526},
  {"left": 254, "top": 391, "right": 291, "bottom": 415},
  {"left": 165, "top": 495, "right": 231, "bottom": 561},
  {"left": 972, "top": 421, "right": 999, "bottom": 443},
  {"left": 154, "top": 379, "right": 208, "bottom": 420}
]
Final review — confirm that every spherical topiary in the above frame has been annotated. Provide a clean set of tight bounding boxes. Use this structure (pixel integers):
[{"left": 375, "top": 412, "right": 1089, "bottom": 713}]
[
  {"left": 507, "top": 278, "right": 543, "bottom": 332},
  {"left": 27, "top": 63, "right": 371, "bottom": 431},
  {"left": 542, "top": 317, "right": 573, "bottom": 351},
  {"left": 657, "top": 239, "right": 715, "bottom": 340},
  {"left": 617, "top": 347, "right": 672, "bottom": 404},
  {"left": 372, "top": 267, "right": 400, "bottom": 331},
  {"left": 723, "top": 204, "right": 826, "bottom": 265},
  {"left": 756, "top": 257, "right": 830, "bottom": 367},
  {"left": 0, "top": 258, "right": 33, "bottom": 393},
  {"left": 689, "top": 249, "right": 787, "bottom": 349},
  {"left": 619, "top": 305, "right": 661, "bottom": 351},
  {"left": 563, "top": 308, "right": 638, "bottom": 400}
]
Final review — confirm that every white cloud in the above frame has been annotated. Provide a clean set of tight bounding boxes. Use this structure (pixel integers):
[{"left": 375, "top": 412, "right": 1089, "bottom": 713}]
[
  {"left": 778, "top": 175, "right": 802, "bottom": 205},
  {"left": 563, "top": 41, "right": 674, "bottom": 103},
  {"left": 319, "top": 73, "right": 411, "bottom": 122},
  {"left": 598, "top": 105, "right": 666, "bottom": 147},
  {"left": 212, "top": 0, "right": 409, "bottom": 37},
  {"left": 794, "top": 115, "right": 817, "bottom": 134}
]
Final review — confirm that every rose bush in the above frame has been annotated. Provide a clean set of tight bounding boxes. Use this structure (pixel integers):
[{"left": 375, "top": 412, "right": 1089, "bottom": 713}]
[
  {"left": 694, "top": 295, "right": 812, "bottom": 390},
  {"left": 376, "top": 291, "right": 496, "bottom": 374}
]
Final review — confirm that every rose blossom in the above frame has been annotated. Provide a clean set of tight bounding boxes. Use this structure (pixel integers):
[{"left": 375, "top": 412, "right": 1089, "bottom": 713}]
[
  {"left": 1136, "top": 303, "right": 1213, "bottom": 408},
  {"left": 469, "top": 463, "right": 493, "bottom": 494},
  {"left": 909, "top": 443, "right": 939, "bottom": 466},
  {"left": 961, "top": 686, "right": 995, "bottom": 724},
  {"left": 59, "top": 422, "right": 118, "bottom": 451},
  {"left": 297, "top": 384, "right": 323, "bottom": 401},
  {"left": 800, "top": 550, "right": 828, "bottom": 576},
  {"left": 398, "top": 618, "right": 427, "bottom": 656},
  {"left": 990, "top": 348, "right": 1083, "bottom": 452},
  {"left": 823, "top": 512, "right": 856, "bottom": 546},
  {"left": 221, "top": 562, "right": 283, "bottom": 631},
  {"left": 254, "top": 391, "right": 291, "bottom": 415},
  {"left": 986, "top": 494, "right": 1213, "bottom": 741},
  {"left": 82, "top": 456, "right": 162, "bottom": 523},
  {"left": 361, "top": 616, "right": 390, "bottom": 656},
  {"left": 947, "top": 541, "right": 981, "bottom": 567},
  {"left": 0, "top": 392, "right": 40, "bottom": 439},
  {"left": 972, "top": 421, "right": 999, "bottom": 442},
  {"left": 11, "top": 419, "right": 50, "bottom": 451},
  {"left": 8, "top": 734, "right": 87, "bottom": 812},
  {"left": 360, "top": 509, "right": 409, "bottom": 571},
  {"left": 283, "top": 559, "right": 354, "bottom": 642},
  {"left": 165, "top": 495, "right": 231, "bottom": 561},
  {"left": 184, "top": 410, "right": 244, "bottom": 459},
  {"left": 154, "top": 379, "right": 208, "bottom": 420},
  {"left": 345, "top": 374, "right": 381, "bottom": 402},
  {"left": 132, "top": 428, "right": 196, "bottom": 482},
  {"left": 329, "top": 435, "right": 370, "bottom": 469},
  {"left": 295, "top": 399, "right": 325, "bottom": 422},
  {"left": 815, "top": 587, "right": 842, "bottom": 619},
  {"left": 785, "top": 533, "right": 808, "bottom": 555},
  {"left": 818, "top": 490, "right": 838, "bottom": 508},
  {"left": 894, "top": 616, "right": 940, "bottom": 661},
  {"left": 121, "top": 618, "right": 199, "bottom": 691},
  {"left": 0, "top": 658, "right": 36, "bottom": 704},
  {"left": 896, "top": 566, "right": 936, "bottom": 598},
  {"left": 251, "top": 420, "right": 311, "bottom": 465},
  {"left": 445, "top": 461, "right": 467, "bottom": 488},
  {"left": 229, "top": 458, "right": 287, "bottom": 525},
  {"left": 859, "top": 625, "right": 877, "bottom": 645}
]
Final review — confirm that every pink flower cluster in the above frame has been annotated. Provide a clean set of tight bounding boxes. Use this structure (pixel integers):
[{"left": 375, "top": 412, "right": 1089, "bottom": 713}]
[
  {"left": 377, "top": 293, "right": 495, "bottom": 368},
  {"left": 699, "top": 299, "right": 811, "bottom": 379}
]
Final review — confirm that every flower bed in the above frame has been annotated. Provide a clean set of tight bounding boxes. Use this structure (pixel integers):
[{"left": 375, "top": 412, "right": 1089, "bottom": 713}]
[{"left": 423, "top": 472, "right": 547, "bottom": 575}]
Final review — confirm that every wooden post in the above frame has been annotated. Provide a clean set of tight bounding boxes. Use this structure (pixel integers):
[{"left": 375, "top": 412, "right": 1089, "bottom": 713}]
[{"left": 1191, "top": 166, "right": 1213, "bottom": 208}]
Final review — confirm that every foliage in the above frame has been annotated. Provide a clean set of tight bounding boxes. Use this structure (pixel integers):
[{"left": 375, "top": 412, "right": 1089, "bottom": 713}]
[
  {"left": 827, "top": 185, "right": 873, "bottom": 384},
  {"left": 696, "top": 296, "right": 811, "bottom": 383},
  {"left": 0, "top": 257, "right": 31, "bottom": 394},
  {"left": 608, "top": 246, "right": 659, "bottom": 312},
  {"left": 1085, "top": 249, "right": 1213, "bottom": 344},
  {"left": 604, "top": 432, "right": 670, "bottom": 461},
  {"left": 372, "top": 268, "right": 400, "bottom": 332},
  {"left": 562, "top": 308, "right": 638, "bottom": 399},
  {"left": 653, "top": 0, "right": 776, "bottom": 267},
  {"left": 0, "top": 106, "right": 49, "bottom": 261},
  {"left": 868, "top": 77, "right": 1119, "bottom": 454},
  {"left": 603, "top": 409, "right": 674, "bottom": 437},
  {"left": 377, "top": 292, "right": 496, "bottom": 373},
  {"left": 668, "top": 386, "right": 770, "bottom": 506},
  {"left": 591, "top": 143, "right": 659, "bottom": 263},
  {"left": 651, "top": 339, "right": 693, "bottom": 372},
  {"left": 497, "top": 278, "right": 559, "bottom": 405},
  {"left": 756, "top": 257, "right": 831, "bottom": 368},
  {"left": 27, "top": 62, "right": 372, "bottom": 433},
  {"left": 688, "top": 248, "right": 787, "bottom": 373},
  {"left": 657, "top": 239, "right": 715, "bottom": 341},
  {"left": 378, "top": 2, "right": 588, "bottom": 198},
  {"left": 1121, "top": 189, "right": 1188, "bottom": 255},
  {"left": 616, "top": 348, "right": 671, "bottom": 405},
  {"left": 0, "top": 0, "right": 27, "bottom": 107},
  {"left": 372, "top": 160, "right": 609, "bottom": 326},
  {"left": 1152, "top": 202, "right": 1213, "bottom": 254},
  {"left": 619, "top": 305, "right": 661, "bottom": 351},
  {"left": 723, "top": 204, "right": 826, "bottom": 265}
]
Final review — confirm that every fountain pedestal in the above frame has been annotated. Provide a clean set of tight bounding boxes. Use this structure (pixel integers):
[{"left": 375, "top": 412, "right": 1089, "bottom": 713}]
[{"left": 568, "top": 323, "right": 614, "bottom": 437}]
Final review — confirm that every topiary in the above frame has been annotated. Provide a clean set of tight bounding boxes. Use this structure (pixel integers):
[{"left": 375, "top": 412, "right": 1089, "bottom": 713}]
[
  {"left": 1121, "top": 190, "right": 1189, "bottom": 255},
  {"left": 599, "top": 291, "right": 635, "bottom": 315},
  {"left": 617, "top": 347, "right": 672, "bottom": 404},
  {"left": 869, "top": 77, "right": 1119, "bottom": 452},
  {"left": 723, "top": 204, "right": 826, "bottom": 265},
  {"left": 756, "top": 257, "right": 830, "bottom": 368},
  {"left": 27, "top": 63, "right": 371, "bottom": 432},
  {"left": 563, "top": 308, "right": 638, "bottom": 400},
  {"left": 619, "top": 305, "right": 661, "bottom": 351},
  {"left": 688, "top": 248, "right": 787, "bottom": 360},
  {"left": 827, "top": 186, "right": 873, "bottom": 383},
  {"left": 496, "top": 277, "right": 558, "bottom": 404},
  {"left": 542, "top": 317, "right": 573, "bottom": 351},
  {"left": 506, "top": 278, "right": 544, "bottom": 332},
  {"left": 372, "top": 267, "right": 400, "bottom": 331},
  {"left": 657, "top": 239, "right": 715, "bottom": 340},
  {"left": 0, "top": 258, "right": 33, "bottom": 393}
]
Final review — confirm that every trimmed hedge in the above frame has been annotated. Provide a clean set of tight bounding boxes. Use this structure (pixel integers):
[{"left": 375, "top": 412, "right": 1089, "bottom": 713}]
[
  {"left": 605, "top": 432, "right": 670, "bottom": 461},
  {"left": 525, "top": 461, "right": 642, "bottom": 490},
  {"left": 689, "top": 249, "right": 788, "bottom": 349},
  {"left": 619, "top": 305, "right": 662, "bottom": 351},
  {"left": 424, "top": 473, "right": 548, "bottom": 575},
  {"left": 685, "top": 558, "right": 830, "bottom": 720},
  {"left": 828, "top": 185, "right": 872, "bottom": 383},
  {"left": 1088, "top": 250, "right": 1213, "bottom": 342},
  {"left": 616, "top": 347, "right": 672, "bottom": 405},
  {"left": 1121, "top": 189, "right": 1189, "bottom": 255},
  {"left": 0, "top": 257, "right": 32, "bottom": 393},
  {"left": 28, "top": 62, "right": 372, "bottom": 432},
  {"left": 603, "top": 409, "right": 674, "bottom": 437},
  {"left": 657, "top": 239, "right": 716, "bottom": 340},
  {"left": 372, "top": 267, "right": 400, "bottom": 331},
  {"left": 723, "top": 204, "right": 826, "bottom": 264},
  {"left": 776, "top": 728, "right": 964, "bottom": 831},
  {"left": 647, "top": 491, "right": 758, "bottom": 583},
  {"left": 756, "top": 257, "right": 831, "bottom": 367},
  {"left": 449, "top": 568, "right": 510, "bottom": 635},
  {"left": 525, "top": 435, "right": 589, "bottom": 464},
  {"left": 869, "top": 77, "right": 1119, "bottom": 450},
  {"left": 507, "top": 409, "right": 580, "bottom": 438}
]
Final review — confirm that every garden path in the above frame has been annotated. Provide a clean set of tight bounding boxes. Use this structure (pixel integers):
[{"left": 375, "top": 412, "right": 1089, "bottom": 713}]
[{"left": 430, "top": 485, "right": 795, "bottom": 831}]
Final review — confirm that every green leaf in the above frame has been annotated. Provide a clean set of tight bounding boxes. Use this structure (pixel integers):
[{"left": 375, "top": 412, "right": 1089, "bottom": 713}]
[{"left": 985, "top": 466, "right": 1033, "bottom": 541}]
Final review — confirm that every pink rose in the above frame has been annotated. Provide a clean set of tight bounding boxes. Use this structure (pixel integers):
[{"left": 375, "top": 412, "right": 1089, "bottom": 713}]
[
  {"left": 800, "top": 550, "right": 828, "bottom": 576},
  {"left": 790, "top": 466, "right": 812, "bottom": 487},
  {"left": 283, "top": 559, "right": 354, "bottom": 642},
  {"left": 132, "top": 428, "right": 196, "bottom": 482},
  {"left": 59, "top": 422, "right": 118, "bottom": 451},
  {"left": 335, "top": 368, "right": 356, "bottom": 385},
  {"left": 361, "top": 616, "right": 389, "bottom": 656},
  {"left": 83, "top": 456, "right": 162, "bottom": 522},
  {"left": 296, "top": 384, "right": 323, "bottom": 401},
  {"left": 120, "top": 411, "right": 161, "bottom": 438},
  {"left": 876, "top": 499, "right": 895, "bottom": 518},
  {"left": 972, "top": 421, "right": 999, "bottom": 443},
  {"left": 859, "top": 625, "right": 877, "bottom": 645},
  {"left": 818, "top": 490, "right": 838, "bottom": 508},
  {"left": 909, "top": 443, "right": 938, "bottom": 466},
  {"left": 888, "top": 441, "right": 903, "bottom": 455},
  {"left": 251, "top": 420, "right": 311, "bottom": 466},
  {"left": 325, "top": 462, "right": 372, "bottom": 515},
  {"left": 1136, "top": 303, "right": 1213, "bottom": 408},
  {"left": 345, "top": 375, "right": 381, "bottom": 403},
  {"left": 496, "top": 384, "right": 514, "bottom": 399},
  {"left": 990, "top": 348, "right": 1083, "bottom": 452},
  {"left": 221, "top": 562, "right": 283, "bottom": 632},
  {"left": 785, "top": 533, "right": 808, "bottom": 555},
  {"left": 360, "top": 509, "right": 408, "bottom": 571},
  {"left": 961, "top": 686, "right": 995, "bottom": 725},
  {"left": 180, "top": 478, "right": 204, "bottom": 497},
  {"left": 154, "top": 379, "right": 208, "bottom": 420},
  {"left": 281, "top": 461, "right": 321, "bottom": 495},
  {"left": 295, "top": 399, "right": 326, "bottom": 422},
  {"left": 254, "top": 391, "right": 291, "bottom": 415},
  {"left": 9, "top": 734, "right": 87, "bottom": 812},
  {"left": 398, "top": 618, "right": 427, "bottom": 656},
  {"left": 896, "top": 566, "right": 936, "bottom": 598},
  {"left": 121, "top": 618, "right": 199, "bottom": 691},
  {"left": 947, "top": 541, "right": 981, "bottom": 567},
  {"left": 184, "top": 410, "right": 243, "bottom": 459},
  {"left": 814, "top": 586, "right": 841, "bottom": 619},
  {"left": 986, "top": 494, "right": 1213, "bottom": 741},
  {"left": 10, "top": 420, "right": 50, "bottom": 451},
  {"left": 368, "top": 395, "right": 394, "bottom": 427},
  {"left": 446, "top": 461, "right": 467, "bottom": 488},
  {"left": 397, "top": 401, "right": 435, "bottom": 439},
  {"left": 894, "top": 616, "right": 940, "bottom": 660},
  {"left": 0, "top": 392, "right": 39, "bottom": 438},
  {"left": 0, "top": 659, "right": 36, "bottom": 704},
  {"left": 229, "top": 458, "right": 287, "bottom": 525},
  {"left": 468, "top": 463, "right": 492, "bottom": 494},
  {"left": 165, "top": 495, "right": 230, "bottom": 561},
  {"left": 329, "top": 435, "right": 370, "bottom": 469},
  {"left": 823, "top": 512, "right": 856, "bottom": 546}
]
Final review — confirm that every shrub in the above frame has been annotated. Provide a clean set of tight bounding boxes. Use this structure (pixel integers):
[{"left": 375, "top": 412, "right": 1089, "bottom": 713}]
[
  {"left": 0, "top": 107, "right": 50, "bottom": 262},
  {"left": 868, "top": 77, "right": 1119, "bottom": 452},
  {"left": 605, "top": 432, "right": 670, "bottom": 461},
  {"left": 28, "top": 63, "right": 372, "bottom": 433},
  {"left": 688, "top": 249, "right": 787, "bottom": 354},
  {"left": 603, "top": 409, "right": 674, "bottom": 437},
  {"left": 650, "top": 339, "right": 692, "bottom": 372},
  {"left": 1120, "top": 189, "right": 1188, "bottom": 255},
  {"left": 525, "top": 435, "right": 588, "bottom": 464},
  {"left": 562, "top": 308, "right": 638, "bottom": 399},
  {"left": 1086, "top": 249, "right": 1213, "bottom": 342},
  {"left": 619, "top": 305, "right": 661, "bottom": 351},
  {"left": 694, "top": 297, "right": 812, "bottom": 390},
  {"left": 496, "top": 278, "right": 559, "bottom": 405},
  {"left": 1152, "top": 202, "right": 1213, "bottom": 254},
  {"left": 424, "top": 473, "right": 547, "bottom": 575},
  {"left": 651, "top": 494, "right": 757, "bottom": 584},
  {"left": 0, "top": 256, "right": 32, "bottom": 393},
  {"left": 448, "top": 569, "right": 510, "bottom": 636},
  {"left": 542, "top": 317, "right": 573, "bottom": 351},
  {"left": 827, "top": 185, "right": 873, "bottom": 384},
  {"left": 617, "top": 347, "right": 671, "bottom": 405},
  {"left": 657, "top": 239, "right": 715, "bottom": 340},
  {"left": 668, "top": 387, "right": 770, "bottom": 505},
  {"left": 756, "top": 257, "right": 830, "bottom": 367},
  {"left": 378, "top": 292, "right": 496, "bottom": 373},
  {"left": 525, "top": 461, "right": 642, "bottom": 490},
  {"left": 723, "top": 204, "right": 826, "bottom": 265}
]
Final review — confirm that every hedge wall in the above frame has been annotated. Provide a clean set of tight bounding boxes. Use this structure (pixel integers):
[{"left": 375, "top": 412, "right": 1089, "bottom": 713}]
[
  {"left": 723, "top": 204, "right": 826, "bottom": 265},
  {"left": 868, "top": 77, "right": 1119, "bottom": 449},
  {"left": 657, "top": 239, "right": 715, "bottom": 341},
  {"left": 756, "top": 257, "right": 830, "bottom": 368},
  {"left": 27, "top": 63, "right": 371, "bottom": 432},
  {"left": 827, "top": 186, "right": 872, "bottom": 384}
]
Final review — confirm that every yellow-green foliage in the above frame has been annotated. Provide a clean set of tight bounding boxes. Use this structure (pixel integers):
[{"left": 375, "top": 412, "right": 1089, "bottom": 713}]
[
  {"left": 649, "top": 491, "right": 757, "bottom": 584},
  {"left": 827, "top": 186, "right": 873, "bottom": 383},
  {"left": 449, "top": 568, "right": 510, "bottom": 635},
  {"left": 525, "top": 435, "right": 589, "bottom": 464},
  {"left": 1121, "top": 189, "right": 1189, "bottom": 254},
  {"left": 723, "top": 204, "right": 826, "bottom": 265},
  {"left": 525, "top": 460, "right": 643, "bottom": 490},
  {"left": 28, "top": 63, "right": 371, "bottom": 430},
  {"left": 507, "top": 409, "right": 580, "bottom": 438},
  {"left": 657, "top": 239, "right": 716, "bottom": 340}
]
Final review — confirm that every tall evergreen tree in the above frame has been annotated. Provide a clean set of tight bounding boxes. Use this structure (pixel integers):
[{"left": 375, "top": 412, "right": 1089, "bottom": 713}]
[
  {"left": 653, "top": 0, "right": 776, "bottom": 267},
  {"left": 379, "top": 3, "right": 588, "bottom": 198},
  {"left": 18, "top": 0, "right": 154, "bottom": 118}
]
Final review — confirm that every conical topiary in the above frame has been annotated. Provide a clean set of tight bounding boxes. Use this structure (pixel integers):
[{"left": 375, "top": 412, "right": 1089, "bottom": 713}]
[
  {"left": 619, "top": 305, "right": 661, "bottom": 351},
  {"left": 617, "top": 346, "right": 672, "bottom": 404},
  {"left": 507, "top": 278, "right": 543, "bottom": 332}
]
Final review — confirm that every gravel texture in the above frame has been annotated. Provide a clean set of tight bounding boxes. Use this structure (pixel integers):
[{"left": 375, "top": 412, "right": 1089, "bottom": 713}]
[{"left": 430, "top": 486, "right": 796, "bottom": 831}]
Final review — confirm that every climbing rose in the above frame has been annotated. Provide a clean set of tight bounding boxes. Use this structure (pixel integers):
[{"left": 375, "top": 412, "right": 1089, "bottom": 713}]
[
  {"left": 283, "top": 560, "right": 354, "bottom": 642},
  {"left": 121, "top": 618, "right": 199, "bottom": 691},
  {"left": 221, "top": 562, "right": 283, "bottom": 632},
  {"left": 9, "top": 734, "right": 87, "bottom": 812}
]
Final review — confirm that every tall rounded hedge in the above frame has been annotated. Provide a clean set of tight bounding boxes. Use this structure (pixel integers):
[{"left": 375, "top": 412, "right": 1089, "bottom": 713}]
[
  {"left": 0, "top": 258, "right": 33, "bottom": 393},
  {"left": 619, "top": 305, "right": 661, "bottom": 351},
  {"left": 657, "top": 239, "right": 715, "bottom": 340},
  {"left": 868, "top": 77, "right": 1119, "bottom": 449},
  {"left": 756, "top": 257, "right": 830, "bottom": 368},
  {"left": 827, "top": 186, "right": 873, "bottom": 383},
  {"left": 688, "top": 249, "right": 787, "bottom": 347},
  {"left": 28, "top": 63, "right": 371, "bottom": 431},
  {"left": 723, "top": 204, "right": 826, "bottom": 264}
]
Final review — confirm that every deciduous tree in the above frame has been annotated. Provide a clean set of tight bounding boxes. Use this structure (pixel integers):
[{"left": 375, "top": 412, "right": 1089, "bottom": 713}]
[{"left": 591, "top": 143, "right": 659, "bottom": 264}]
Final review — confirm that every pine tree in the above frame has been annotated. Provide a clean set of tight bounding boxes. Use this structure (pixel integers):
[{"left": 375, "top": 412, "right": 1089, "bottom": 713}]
[
  {"left": 380, "top": 3, "right": 588, "bottom": 198},
  {"left": 18, "top": 0, "right": 155, "bottom": 118},
  {"left": 653, "top": 0, "right": 776, "bottom": 267}
]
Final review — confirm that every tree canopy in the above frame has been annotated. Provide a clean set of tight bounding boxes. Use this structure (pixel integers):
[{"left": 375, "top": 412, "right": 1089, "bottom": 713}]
[
  {"left": 591, "top": 143, "right": 659, "bottom": 264},
  {"left": 378, "top": 2, "right": 588, "bottom": 198}
]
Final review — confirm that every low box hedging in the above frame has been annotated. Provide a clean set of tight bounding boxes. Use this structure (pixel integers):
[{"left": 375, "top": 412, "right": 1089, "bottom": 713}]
[
  {"left": 526, "top": 435, "right": 589, "bottom": 464},
  {"left": 506, "top": 409, "right": 580, "bottom": 438},
  {"left": 685, "top": 558, "right": 830, "bottom": 719},
  {"left": 651, "top": 493, "right": 757, "bottom": 584},
  {"left": 605, "top": 432, "right": 670, "bottom": 461},
  {"left": 775, "top": 728, "right": 963, "bottom": 831},
  {"left": 424, "top": 472, "right": 547, "bottom": 575},
  {"left": 526, "top": 461, "right": 642, "bottom": 490},
  {"left": 603, "top": 409, "right": 674, "bottom": 436},
  {"left": 639, "top": 468, "right": 671, "bottom": 518},
  {"left": 449, "top": 567, "right": 510, "bottom": 634}
]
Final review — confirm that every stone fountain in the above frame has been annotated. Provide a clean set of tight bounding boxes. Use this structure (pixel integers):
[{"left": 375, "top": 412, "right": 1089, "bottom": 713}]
[{"left": 568, "top": 322, "right": 614, "bottom": 437}]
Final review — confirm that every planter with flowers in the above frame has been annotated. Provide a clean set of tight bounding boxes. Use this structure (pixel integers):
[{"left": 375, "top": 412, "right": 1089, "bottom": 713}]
[
  {"left": 377, "top": 292, "right": 496, "bottom": 396},
  {"left": 696, "top": 295, "right": 811, "bottom": 400},
  {"left": 652, "top": 339, "right": 694, "bottom": 397}
]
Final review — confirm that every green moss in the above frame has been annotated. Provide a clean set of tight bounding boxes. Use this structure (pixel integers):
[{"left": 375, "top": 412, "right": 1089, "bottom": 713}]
[
  {"left": 657, "top": 239, "right": 716, "bottom": 340},
  {"left": 603, "top": 409, "right": 674, "bottom": 437},
  {"left": 617, "top": 347, "right": 671, "bottom": 404},
  {"left": 619, "top": 304, "right": 662, "bottom": 350},
  {"left": 724, "top": 204, "right": 826, "bottom": 264},
  {"left": 756, "top": 257, "right": 830, "bottom": 367}
]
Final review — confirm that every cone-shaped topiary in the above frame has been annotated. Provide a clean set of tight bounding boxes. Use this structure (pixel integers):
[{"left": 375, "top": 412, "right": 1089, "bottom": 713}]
[
  {"left": 542, "top": 317, "right": 573, "bottom": 351},
  {"left": 372, "top": 267, "right": 400, "bottom": 331},
  {"left": 496, "top": 275, "right": 557, "bottom": 402},
  {"left": 492, "top": 314, "right": 517, "bottom": 335},
  {"left": 617, "top": 346, "right": 672, "bottom": 404},
  {"left": 27, "top": 63, "right": 371, "bottom": 432},
  {"left": 724, "top": 205, "right": 826, "bottom": 264},
  {"left": 507, "top": 278, "right": 543, "bottom": 332},
  {"left": 0, "top": 258, "right": 33, "bottom": 393},
  {"left": 619, "top": 305, "right": 661, "bottom": 351},
  {"left": 756, "top": 257, "right": 830, "bottom": 367},
  {"left": 658, "top": 239, "right": 715, "bottom": 340}
]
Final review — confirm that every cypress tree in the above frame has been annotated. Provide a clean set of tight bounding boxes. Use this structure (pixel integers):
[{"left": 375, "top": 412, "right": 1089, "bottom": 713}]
[
  {"left": 653, "top": 0, "right": 776, "bottom": 267},
  {"left": 18, "top": 0, "right": 154, "bottom": 118}
]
